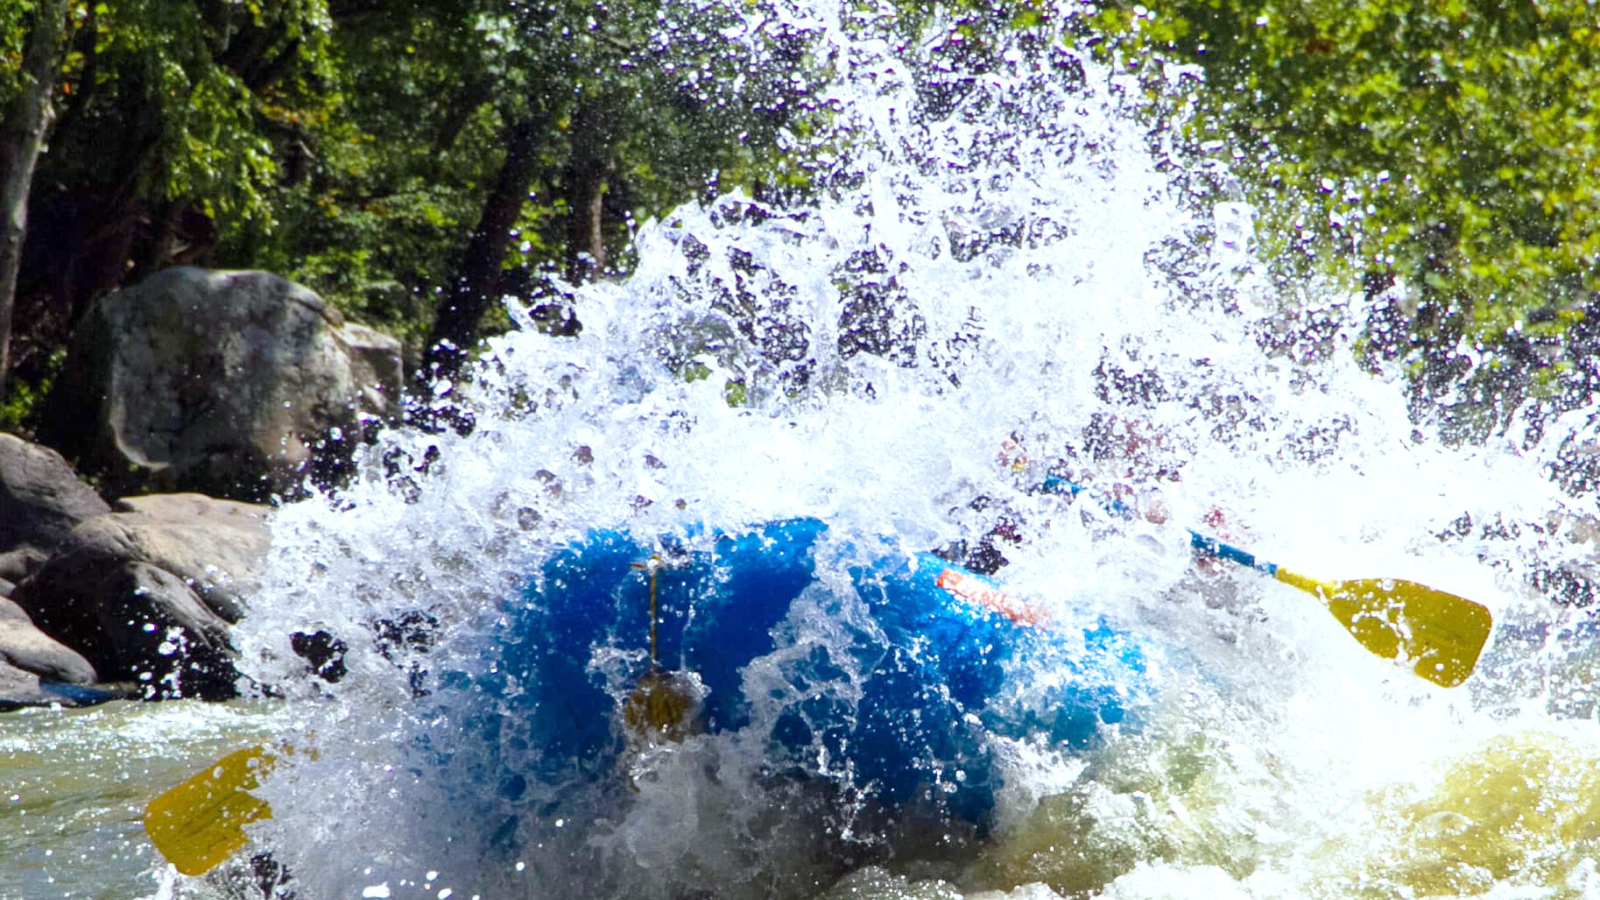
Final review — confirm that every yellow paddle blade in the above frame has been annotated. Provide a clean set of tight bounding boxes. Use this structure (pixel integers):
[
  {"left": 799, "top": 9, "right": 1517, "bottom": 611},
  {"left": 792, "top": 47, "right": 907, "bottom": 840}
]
[
  {"left": 144, "top": 745, "right": 276, "bottom": 876},
  {"left": 1275, "top": 569, "right": 1493, "bottom": 688}
]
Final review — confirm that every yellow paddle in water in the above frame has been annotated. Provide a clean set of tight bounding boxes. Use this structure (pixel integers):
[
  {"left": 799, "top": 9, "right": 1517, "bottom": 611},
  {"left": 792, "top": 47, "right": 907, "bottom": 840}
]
[
  {"left": 145, "top": 555, "right": 706, "bottom": 877},
  {"left": 144, "top": 744, "right": 277, "bottom": 876}
]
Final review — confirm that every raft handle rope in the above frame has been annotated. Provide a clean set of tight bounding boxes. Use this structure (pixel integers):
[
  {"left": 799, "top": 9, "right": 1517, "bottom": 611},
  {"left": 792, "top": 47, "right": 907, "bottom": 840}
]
[{"left": 630, "top": 555, "right": 665, "bottom": 667}]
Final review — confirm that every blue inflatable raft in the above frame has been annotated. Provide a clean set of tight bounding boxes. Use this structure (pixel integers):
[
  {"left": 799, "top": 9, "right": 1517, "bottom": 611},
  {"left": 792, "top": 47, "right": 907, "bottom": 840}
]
[{"left": 473, "top": 519, "right": 1152, "bottom": 827}]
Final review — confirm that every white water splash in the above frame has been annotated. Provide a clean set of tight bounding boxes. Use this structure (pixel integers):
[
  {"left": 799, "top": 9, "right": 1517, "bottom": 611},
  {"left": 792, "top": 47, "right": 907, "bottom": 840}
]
[{"left": 208, "top": 2, "right": 1600, "bottom": 899}]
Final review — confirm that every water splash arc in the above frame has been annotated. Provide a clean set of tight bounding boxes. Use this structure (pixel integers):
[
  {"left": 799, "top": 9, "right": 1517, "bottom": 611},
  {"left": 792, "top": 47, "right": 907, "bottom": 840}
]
[{"left": 215, "top": 4, "right": 1600, "bottom": 900}]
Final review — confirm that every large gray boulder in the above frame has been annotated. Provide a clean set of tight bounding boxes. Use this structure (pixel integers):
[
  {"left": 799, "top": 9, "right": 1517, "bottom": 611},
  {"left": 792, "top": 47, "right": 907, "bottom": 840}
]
[
  {"left": 42, "top": 267, "right": 403, "bottom": 501},
  {"left": 11, "top": 493, "right": 272, "bottom": 699},
  {"left": 0, "top": 433, "right": 111, "bottom": 556}
]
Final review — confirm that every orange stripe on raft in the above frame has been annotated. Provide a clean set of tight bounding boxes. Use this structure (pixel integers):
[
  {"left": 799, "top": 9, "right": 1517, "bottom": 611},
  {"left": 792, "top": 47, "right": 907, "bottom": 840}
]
[{"left": 935, "top": 568, "right": 1045, "bottom": 627}]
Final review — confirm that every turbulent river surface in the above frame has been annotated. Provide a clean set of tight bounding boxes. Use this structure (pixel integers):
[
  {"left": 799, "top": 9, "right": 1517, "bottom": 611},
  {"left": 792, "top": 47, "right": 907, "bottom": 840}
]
[
  {"left": 0, "top": 701, "right": 284, "bottom": 900},
  {"left": 11, "top": 2, "right": 1600, "bottom": 898}
]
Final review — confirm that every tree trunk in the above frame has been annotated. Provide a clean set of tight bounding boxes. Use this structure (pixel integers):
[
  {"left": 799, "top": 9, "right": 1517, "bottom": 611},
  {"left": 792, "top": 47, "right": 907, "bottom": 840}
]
[
  {"left": 422, "top": 112, "right": 549, "bottom": 387},
  {"left": 562, "top": 102, "right": 612, "bottom": 284},
  {"left": 0, "top": 0, "right": 69, "bottom": 404}
]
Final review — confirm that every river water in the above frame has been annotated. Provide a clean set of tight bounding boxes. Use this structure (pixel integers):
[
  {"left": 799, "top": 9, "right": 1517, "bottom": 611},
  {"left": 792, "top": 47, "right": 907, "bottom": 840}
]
[
  {"left": 11, "top": 2, "right": 1600, "bottom": 898},
  {"left": 0, "top": 701, "right": 283, "bottom": 899}
]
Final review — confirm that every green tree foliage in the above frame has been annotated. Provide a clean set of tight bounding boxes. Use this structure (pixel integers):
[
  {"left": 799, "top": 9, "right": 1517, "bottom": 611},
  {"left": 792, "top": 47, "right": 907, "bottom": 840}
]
[
  {"left": 233, "top": 1, "right": 494, "bottom": 356},
  {"left": 238, "top": 0, "right": 826, "bottom": 383},
  {"left": 14, "top": 0, "right": 1590, "bottom": 446},
  {"left": 1081, "top": 0, "right": 1600, "bottom": 437},
  {"left": 3, "top": 0, "right": 823, "bottom": 413},
  {"left": 8, "top": 0, "right": 335, "bottom": 393}
]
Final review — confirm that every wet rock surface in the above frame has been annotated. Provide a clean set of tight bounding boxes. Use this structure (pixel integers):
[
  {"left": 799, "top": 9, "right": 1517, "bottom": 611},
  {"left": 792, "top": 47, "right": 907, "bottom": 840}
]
[{"left": 11, "top": 493, "right": 272, "bottom": 700}]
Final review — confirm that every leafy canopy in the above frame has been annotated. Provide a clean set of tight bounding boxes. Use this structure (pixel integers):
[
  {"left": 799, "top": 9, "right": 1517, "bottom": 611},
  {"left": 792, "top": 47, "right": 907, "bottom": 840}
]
[{"left": 1080, "top": 0, "right": 1600, "bottom": 433}]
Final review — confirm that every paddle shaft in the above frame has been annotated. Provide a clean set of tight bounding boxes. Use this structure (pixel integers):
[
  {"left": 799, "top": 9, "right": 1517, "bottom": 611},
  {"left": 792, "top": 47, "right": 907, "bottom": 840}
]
[
  {"left": 1188, "top": 531, "right": 1276, "bottom": 575},
  {"left": 1042, "top": 474, "right": 1283, "bottom": 573}
]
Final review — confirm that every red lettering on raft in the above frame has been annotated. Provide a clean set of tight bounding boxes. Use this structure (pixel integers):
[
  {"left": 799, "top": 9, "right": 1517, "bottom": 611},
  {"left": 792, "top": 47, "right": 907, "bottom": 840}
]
[{"left": 935, "top": 568, "right": 1045, "bottom": 627}]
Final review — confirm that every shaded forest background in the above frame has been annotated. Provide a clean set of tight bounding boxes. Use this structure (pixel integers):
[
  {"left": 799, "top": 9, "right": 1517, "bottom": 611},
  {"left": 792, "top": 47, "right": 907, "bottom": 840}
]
[{"left": 1, "top": 0, "right": 1597, "bottom": 445}]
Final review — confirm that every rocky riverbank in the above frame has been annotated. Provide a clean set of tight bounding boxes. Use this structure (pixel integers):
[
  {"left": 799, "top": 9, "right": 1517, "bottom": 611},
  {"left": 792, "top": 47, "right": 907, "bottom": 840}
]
[{"left": 0, "top": 266, "right": 402, "bottom": 709}]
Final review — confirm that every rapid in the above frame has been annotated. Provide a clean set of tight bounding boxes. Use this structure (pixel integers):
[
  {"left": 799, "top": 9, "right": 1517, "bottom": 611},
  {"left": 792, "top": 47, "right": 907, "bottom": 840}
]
[{"left": 8, "top": 2, "right": 1600, "bottom": 898}]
